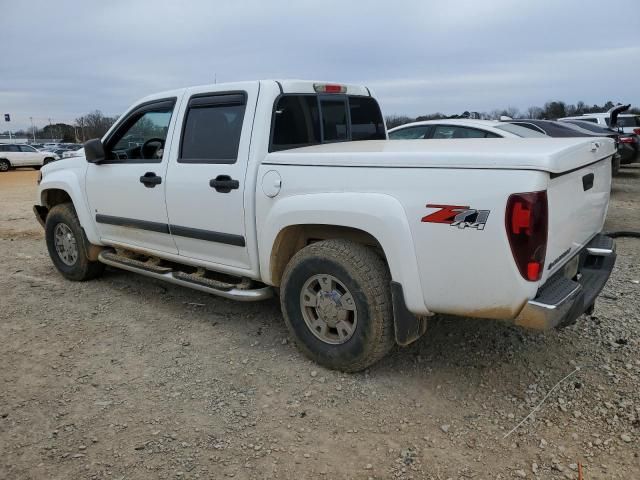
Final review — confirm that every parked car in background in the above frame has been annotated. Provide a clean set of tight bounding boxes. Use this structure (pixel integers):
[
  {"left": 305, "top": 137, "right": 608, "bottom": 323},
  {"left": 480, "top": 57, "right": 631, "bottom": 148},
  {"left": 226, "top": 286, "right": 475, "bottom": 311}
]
[
  {"left": 388, "top": 119, "right": 546, "bottom": 139},
  {"left": 503, "top": 119, "right": 599, "bottom": 137},
  {"left": 0, "top": 144, "right": 59, "bottom": 171},
  {"left": 62, "top": 146, "right": 85, "bottom": 158},
  {"left": 504, "top": 119, "right": 624, "bottom": 175},
  {"left": 561, "top": 119, "right": 639, "bottom": 167},
  {"left": 560, "top": 104, "right": 640, "bottom": 135}
]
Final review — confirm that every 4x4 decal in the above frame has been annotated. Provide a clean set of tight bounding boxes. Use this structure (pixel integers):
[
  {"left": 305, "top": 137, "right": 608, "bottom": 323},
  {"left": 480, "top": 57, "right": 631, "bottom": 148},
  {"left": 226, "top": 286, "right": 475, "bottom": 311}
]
[{"left": 422, "top": 204, "right": 490, "bottom": 230}]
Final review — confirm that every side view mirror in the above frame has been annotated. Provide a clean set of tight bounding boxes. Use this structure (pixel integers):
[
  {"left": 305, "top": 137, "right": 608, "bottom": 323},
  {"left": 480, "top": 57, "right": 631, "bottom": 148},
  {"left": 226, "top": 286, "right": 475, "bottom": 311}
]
[{"left": 84, "top": 138, "right": 106, "bottom": 164}]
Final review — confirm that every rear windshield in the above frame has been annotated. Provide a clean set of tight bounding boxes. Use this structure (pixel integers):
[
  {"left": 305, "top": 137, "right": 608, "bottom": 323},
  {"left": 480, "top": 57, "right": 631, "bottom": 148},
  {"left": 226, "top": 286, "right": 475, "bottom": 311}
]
[
  {"left": 564, "top": 120, "right": 612, "bottom": 134},
  {"left": 270, "top": 94, "right": 385, "bottom": 152},
  {"left": 617, "top": 116, "right": 640, "bottom": 128},
  {"left": 494, "top": 123, "right": 547, "bottom": 137}
]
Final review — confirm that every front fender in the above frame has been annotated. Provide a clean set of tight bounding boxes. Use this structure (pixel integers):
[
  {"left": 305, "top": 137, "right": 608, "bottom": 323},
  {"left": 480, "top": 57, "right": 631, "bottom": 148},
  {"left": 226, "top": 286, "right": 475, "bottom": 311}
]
[
  {"left": 37, "top": 166, "right": 101, "bottom": 245},
  {"left": 258, "top": 192, "right": 429, "bottom": 315}
]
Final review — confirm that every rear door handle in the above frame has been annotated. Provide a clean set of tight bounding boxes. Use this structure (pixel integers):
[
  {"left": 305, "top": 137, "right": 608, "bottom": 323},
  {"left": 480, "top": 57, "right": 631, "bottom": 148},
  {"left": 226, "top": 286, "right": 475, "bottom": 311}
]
[
  {"left": 140, "top": 172, "right": 162, "bottom": 188},
  {"left": 209, "top": 175, "right": 239, "bottom": 193}
]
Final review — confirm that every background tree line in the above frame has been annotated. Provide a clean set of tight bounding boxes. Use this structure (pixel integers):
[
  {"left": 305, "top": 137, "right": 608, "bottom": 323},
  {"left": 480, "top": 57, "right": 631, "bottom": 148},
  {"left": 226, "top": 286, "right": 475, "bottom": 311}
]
[
  {"left": 386, "top": 100, "right": 640, "bottom": 129},
  {"left": 4, "top": 110, "right": 118, "bottom": 142}
]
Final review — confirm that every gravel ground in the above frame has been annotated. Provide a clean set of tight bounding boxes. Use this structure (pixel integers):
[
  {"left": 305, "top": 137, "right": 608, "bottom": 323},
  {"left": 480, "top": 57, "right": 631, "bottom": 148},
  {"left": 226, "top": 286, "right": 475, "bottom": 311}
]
[{"left": 1, "top": 167, "right": 639, "bottom": 480}]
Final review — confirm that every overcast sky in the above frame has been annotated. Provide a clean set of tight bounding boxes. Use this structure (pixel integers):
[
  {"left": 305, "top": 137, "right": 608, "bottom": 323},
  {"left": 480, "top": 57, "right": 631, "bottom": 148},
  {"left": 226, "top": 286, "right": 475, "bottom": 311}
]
[{"left": 1, "top": 0, "right": 639, "bottom": 130}]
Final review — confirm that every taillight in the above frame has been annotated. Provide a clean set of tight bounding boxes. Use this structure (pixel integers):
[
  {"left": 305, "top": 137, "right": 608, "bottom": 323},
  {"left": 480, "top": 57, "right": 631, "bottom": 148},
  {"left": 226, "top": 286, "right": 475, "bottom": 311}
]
[
  {"left": 619, "top": 136, "right": 637, "bottom": 144},
  {"left": 633, "top": 128, "right": 640, "bottom": 135},
  {"left": 505, "top": 191, "right": 548, "bottom": 281},
  {"left": 313, "top": 83, "right": 346, "bottom": 94}
]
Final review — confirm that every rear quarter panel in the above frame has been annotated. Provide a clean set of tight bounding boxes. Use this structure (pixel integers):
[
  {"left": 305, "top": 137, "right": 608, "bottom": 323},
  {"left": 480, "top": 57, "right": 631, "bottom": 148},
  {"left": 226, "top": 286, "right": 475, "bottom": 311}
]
[{"left": 257, "top": 163, "right": 547, "bottom": 319}]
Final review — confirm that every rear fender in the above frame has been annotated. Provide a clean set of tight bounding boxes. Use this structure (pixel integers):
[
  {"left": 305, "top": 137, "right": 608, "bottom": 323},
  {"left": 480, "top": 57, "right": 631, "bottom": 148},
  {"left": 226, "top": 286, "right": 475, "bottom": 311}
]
[{"left": 259, "top": 192, "right": 429, "bottom": 315}]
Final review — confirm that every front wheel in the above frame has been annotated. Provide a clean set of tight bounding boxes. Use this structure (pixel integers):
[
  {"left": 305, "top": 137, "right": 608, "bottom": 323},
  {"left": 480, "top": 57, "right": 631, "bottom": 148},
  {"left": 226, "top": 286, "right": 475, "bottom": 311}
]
[
  {"left": 0, "top": 159, "right": 10, "bottom": 172},
  {"left": 280, "top": 239, "right": 395, "bottom": 372},
  {"left": 45, "top": 203, "right": 105, "bottom": 281}
]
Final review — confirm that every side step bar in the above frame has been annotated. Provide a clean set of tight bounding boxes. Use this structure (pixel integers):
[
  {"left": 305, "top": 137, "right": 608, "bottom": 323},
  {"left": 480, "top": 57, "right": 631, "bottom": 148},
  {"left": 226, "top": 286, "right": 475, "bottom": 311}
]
[{"left": 98, "top": 251, "right": 273, "bottom": 302}]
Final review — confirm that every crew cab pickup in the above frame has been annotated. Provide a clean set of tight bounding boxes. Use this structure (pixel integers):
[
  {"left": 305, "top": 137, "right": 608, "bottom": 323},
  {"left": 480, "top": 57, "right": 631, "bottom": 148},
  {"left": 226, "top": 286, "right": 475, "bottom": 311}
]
[{"left": 34, "top": 80, "right": 617, "bottom": 371}]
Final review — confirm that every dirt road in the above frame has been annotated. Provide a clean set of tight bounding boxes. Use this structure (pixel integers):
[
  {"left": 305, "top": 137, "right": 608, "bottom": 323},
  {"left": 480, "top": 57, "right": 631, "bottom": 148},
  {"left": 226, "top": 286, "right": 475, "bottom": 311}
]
[{"left": 1, "top": 167, "right": 639, "bottom": 479}]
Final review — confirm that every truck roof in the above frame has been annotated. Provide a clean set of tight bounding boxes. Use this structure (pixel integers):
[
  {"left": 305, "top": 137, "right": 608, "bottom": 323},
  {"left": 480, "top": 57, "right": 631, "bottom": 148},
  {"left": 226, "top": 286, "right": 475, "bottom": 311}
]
[{"left": 136, "top": 80, "right": 372, "bottom": 105}]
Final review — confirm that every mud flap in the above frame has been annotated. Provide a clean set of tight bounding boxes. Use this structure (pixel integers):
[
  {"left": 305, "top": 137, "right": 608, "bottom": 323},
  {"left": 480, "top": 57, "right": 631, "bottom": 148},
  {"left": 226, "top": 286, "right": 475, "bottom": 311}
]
[
  {"left": 391, "top": 281, "right": 428, "bottom": 346},
  {"left": 33, "top": 205, "right": 48, "bottom": 228}
]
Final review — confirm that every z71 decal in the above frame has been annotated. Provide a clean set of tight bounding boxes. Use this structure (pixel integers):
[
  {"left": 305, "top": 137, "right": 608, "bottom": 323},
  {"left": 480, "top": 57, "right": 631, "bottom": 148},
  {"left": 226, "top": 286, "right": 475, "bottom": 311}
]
[{"left": 421, "top": 204, "right": 490, "bottom": 230}]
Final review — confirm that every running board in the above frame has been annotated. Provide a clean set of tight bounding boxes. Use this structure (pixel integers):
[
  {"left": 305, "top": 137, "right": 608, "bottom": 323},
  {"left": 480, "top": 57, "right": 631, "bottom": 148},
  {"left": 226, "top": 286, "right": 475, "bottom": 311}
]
[{"left": 97, "top": 252, "right": 273, "bottom": 302}]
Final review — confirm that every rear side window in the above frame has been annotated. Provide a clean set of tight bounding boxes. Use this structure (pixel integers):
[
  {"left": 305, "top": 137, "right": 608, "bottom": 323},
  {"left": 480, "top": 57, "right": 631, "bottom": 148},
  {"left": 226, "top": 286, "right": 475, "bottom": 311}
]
[
  {"left": 270, "top": 94, "right": 385, "bottom": 152},
  {"left": 432, "top": 125, "right": 492, "bottom": 139},
  {"left": 0, "top": 145, "right": 7, "bottom": 152},
  {"left": 389, "top": 126, "right": 429, "bottom": 139},
  {"left": 179, "top": 93, "right": 246, "bottom": 164},
  {"left": 496, "top": 123, "right": 546, "bottom": 137},
  {"left": 578, "top": 117, "right": 598, "bottom": 123}
]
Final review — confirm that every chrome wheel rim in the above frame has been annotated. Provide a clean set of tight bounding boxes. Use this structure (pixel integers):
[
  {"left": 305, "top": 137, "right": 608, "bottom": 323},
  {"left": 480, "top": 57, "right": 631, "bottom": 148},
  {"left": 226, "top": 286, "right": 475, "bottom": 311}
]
[
  {"left": 54, "top": 223, "right": 78, "bottom": 266},
  {"left": 300, "top": 274, "right": 358, "bottom": 345}
]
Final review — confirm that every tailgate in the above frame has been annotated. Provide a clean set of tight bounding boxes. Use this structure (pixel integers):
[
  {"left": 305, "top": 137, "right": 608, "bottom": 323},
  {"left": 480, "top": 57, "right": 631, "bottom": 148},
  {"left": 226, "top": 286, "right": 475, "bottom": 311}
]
[{"left": 545, "top": 157, "right": 611, "bottom": 279}]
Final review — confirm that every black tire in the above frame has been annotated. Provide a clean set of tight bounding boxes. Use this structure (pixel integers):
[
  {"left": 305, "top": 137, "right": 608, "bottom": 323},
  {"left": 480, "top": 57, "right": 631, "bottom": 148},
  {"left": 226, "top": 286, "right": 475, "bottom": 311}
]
[
  {"left": 0, "top": 159, "right": 10, "bottom": 172},
  {"left": 280, "top": 239, "right": 395, "bottom": 372},
  {"left": 45, "top": 203, "right": 105, "bottom": 281},
  {"left": 612, "top": 155, "right": 621, "bottom": 177},
  {"left": 43, "top": 157, "right": 55, "bottom": 166}
]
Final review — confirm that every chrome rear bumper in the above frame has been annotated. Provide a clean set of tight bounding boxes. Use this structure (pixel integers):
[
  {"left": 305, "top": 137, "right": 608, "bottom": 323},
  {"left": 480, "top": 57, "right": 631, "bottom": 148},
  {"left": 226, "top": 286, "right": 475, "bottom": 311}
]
[{"left": 514, "top": 234, "right": 616, "bottom": 330}]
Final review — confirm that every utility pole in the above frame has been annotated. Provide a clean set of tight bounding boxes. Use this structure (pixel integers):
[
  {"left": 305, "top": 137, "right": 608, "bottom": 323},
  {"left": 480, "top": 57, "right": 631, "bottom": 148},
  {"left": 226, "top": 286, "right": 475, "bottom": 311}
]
[{"left": 30, "top": 117, "right": 36, "bottom": 143}]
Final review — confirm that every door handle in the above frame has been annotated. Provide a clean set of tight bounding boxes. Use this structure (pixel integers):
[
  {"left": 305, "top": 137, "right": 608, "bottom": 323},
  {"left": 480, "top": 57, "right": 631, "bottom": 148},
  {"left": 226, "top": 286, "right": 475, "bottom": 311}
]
[
  {"left": 209, "top": 175, "right": 239, "bottom": 193},
  {"left": 140, "top": 172, "right": 162, "bottom": 188}
]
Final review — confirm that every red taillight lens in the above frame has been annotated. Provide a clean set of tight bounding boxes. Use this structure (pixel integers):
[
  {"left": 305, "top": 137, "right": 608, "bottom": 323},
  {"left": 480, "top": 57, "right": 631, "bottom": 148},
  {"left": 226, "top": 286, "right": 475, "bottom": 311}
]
[
  {"left": 505, "top": 191, "right": 548, "bottom": 281},
  {"left": 619, "top": 136, "right": 636, "bottom": 144},
  {"left": 633, "top": 128, "right": 640, "bottom": 135},
  {"left": 313, "top": 83, "right": 347, "bottom": 94}
]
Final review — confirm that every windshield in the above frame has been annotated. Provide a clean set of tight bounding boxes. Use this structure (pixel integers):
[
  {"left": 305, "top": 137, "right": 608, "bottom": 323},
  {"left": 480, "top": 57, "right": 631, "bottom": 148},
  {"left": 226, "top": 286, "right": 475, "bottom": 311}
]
[{"left": 494, "top": 123, "right": 547, "bottom": 137}]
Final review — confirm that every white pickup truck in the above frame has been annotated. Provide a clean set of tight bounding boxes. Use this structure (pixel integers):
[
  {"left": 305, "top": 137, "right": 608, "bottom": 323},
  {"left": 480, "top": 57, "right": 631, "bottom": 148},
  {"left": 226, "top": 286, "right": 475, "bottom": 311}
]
[{"left": 34, "top": 80, "right": 617, "bottom": 371}]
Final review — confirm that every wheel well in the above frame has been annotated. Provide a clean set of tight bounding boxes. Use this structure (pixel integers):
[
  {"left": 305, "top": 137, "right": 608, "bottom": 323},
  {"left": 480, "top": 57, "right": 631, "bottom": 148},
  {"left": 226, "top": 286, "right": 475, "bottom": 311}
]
[
  {"left": 0, "top": 158, "right": 10, "bottom": 164},
  {"left": 41, "top": 189, "right": 72, "bottom": 209},
  {"left": 269, "top": 224, "right": 385, "bottom": 287}
]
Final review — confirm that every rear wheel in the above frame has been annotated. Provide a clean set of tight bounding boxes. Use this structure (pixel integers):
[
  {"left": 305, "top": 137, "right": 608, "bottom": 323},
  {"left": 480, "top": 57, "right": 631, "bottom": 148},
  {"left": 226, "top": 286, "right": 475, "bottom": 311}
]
[
  {"left": 280, "top": 239, "right": 395, "bottom": 372},
  {"left": 0, "top": 159, "right": 9, "bottom": 172},
  {"left": 43, "top": 157, "right": 55, "bottom": 166},
  {"left": 45, "top": 203, "right": 105, "bottom": 281}
]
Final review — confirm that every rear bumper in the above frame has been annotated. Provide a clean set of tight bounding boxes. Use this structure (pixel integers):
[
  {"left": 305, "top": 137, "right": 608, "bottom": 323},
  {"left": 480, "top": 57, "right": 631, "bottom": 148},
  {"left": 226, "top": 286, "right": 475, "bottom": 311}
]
[{"left": 514, "top": 234, "right": 616, "bottom": 330}]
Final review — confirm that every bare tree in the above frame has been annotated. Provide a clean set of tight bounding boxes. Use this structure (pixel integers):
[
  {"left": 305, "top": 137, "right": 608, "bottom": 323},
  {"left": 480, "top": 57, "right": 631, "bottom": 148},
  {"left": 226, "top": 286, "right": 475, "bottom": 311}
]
[
  {"left": 526, "top": 106, "right": 544, "bottom": 119},
  {"left": 503, "top": 106, "right": 521, "bottom": 119},
  {"left": 75, "top": 110, "right": 118, "bottom": 141}
]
